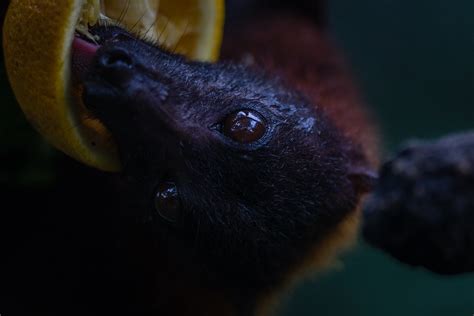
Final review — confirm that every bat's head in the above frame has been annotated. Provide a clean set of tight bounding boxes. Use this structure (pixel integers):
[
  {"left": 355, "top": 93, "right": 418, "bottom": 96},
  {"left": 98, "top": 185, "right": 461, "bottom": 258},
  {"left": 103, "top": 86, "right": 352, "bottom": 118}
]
[{"left": 77, "top": 26, "right": 375, "bottom": 293}]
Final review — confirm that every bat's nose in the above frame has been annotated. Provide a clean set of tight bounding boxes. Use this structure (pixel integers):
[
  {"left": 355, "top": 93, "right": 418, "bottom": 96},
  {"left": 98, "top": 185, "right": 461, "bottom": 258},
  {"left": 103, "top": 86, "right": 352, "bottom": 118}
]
[{"left": 96, "top": 47, "right": 135, "bottom": 87}]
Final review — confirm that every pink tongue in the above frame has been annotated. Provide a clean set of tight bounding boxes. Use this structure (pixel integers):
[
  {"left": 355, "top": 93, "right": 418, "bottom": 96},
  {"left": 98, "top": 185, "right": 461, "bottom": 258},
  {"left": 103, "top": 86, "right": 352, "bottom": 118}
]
[{"left": 71, "top": 36, "right": 100, "bottom": 82}]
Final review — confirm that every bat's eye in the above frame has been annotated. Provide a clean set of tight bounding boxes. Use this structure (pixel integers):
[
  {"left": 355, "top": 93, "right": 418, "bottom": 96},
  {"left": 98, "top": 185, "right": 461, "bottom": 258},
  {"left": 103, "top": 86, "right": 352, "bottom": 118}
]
[
  {"left": 155, "top": 182, "right": 181, "bottom": 225},
  {"left": 222, "top": 110, "right": 266, "bottom": 144}
]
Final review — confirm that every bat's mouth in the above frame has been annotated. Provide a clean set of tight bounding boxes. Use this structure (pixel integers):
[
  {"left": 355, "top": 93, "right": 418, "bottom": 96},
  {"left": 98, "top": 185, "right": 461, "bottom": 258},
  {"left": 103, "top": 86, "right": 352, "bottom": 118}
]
[
  {"left": 71, "top": 36, "right": 99, "bottom": 83},
  {"left": 70, "top": 26, "right": 135, "bottom": 136},
  {"left": 72, "top": 24, "right": 175, "bottom": 135},
  {"left": 71, "top": 26, "right": 132, "bottom": 83}
]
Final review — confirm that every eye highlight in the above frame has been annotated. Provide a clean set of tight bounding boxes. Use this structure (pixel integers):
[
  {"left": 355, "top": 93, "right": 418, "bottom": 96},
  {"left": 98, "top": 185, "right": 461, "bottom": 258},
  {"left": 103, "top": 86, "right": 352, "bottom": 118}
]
[
  {"left": 222, "top": 110, "right": 266, "bottom": 144},
  {"left": 155, "top": 182, "right": 181, "bottom": 225}
]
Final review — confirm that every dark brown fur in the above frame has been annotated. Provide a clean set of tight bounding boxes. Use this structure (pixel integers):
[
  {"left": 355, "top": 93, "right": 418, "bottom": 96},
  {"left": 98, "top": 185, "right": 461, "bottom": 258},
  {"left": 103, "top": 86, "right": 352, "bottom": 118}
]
[
  {"left": 219, "top": 11, "right": 380, "bottom": 315},
  {"left": 0, "top": 2, "right": 380, "bottom": 316}
]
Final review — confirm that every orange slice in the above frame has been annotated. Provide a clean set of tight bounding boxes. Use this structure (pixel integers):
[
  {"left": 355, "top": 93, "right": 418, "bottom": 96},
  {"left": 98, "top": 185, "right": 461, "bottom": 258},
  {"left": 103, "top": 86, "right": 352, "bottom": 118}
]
[{"left": 3, "top": 0, "right": 224, "bottom": 171}]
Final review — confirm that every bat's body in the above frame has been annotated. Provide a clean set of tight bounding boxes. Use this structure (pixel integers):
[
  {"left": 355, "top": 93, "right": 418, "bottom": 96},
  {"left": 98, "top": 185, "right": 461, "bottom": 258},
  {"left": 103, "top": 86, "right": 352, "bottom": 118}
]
[{"left": 1, "top": 1, "right": 380, "bottom": 316}]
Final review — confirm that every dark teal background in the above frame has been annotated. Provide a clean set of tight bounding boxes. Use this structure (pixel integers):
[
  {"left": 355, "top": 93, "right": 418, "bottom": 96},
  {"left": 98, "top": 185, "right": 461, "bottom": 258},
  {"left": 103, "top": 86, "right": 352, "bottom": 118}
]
[
  {"left": 281, "top": 0, "right": 474, "bottom": 315},
  {"left": 0, "top": 0, "right": 473, "bottom": 315}
]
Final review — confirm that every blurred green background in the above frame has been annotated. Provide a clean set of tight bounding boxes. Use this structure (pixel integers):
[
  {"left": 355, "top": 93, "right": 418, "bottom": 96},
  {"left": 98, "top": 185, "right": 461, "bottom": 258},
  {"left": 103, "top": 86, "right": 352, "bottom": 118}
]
[{"left": 0, "top": 0, "right": 472, "bottom": 315}]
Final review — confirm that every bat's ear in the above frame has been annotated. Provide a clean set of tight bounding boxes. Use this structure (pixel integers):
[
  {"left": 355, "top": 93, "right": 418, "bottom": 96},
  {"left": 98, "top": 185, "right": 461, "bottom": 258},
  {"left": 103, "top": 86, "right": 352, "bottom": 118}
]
[{"left": 348, "top": 166, "right": 378, "bottom": 195}]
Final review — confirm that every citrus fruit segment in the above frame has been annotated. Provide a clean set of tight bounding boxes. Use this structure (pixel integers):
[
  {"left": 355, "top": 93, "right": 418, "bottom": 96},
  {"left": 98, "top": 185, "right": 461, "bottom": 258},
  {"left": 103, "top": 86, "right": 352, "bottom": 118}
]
[{"left": 3, "top": 0, "right": 224, "bottom": 171}]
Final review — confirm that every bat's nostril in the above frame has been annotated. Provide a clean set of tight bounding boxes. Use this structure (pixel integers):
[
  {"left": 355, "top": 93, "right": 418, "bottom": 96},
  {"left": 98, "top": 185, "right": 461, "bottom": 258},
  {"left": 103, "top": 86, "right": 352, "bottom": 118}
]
[
  {"left": 97, "top": 48, "right": 135, "bottom": 86},
  {"left": 100, "top": 49, "right": 133, "bottom": 68},
  {"left": 101, "top": 50, "right": 133, "bottom": 67}
]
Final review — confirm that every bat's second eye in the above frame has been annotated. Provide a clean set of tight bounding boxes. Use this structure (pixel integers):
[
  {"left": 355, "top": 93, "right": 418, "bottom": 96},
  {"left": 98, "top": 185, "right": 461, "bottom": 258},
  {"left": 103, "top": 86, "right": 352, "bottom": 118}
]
[
  {"left": 155, "top": 182, "right": 181, "bottom": 225},
  {"left": 223, "top": 110, "right": 266, "bottom": 144}
]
